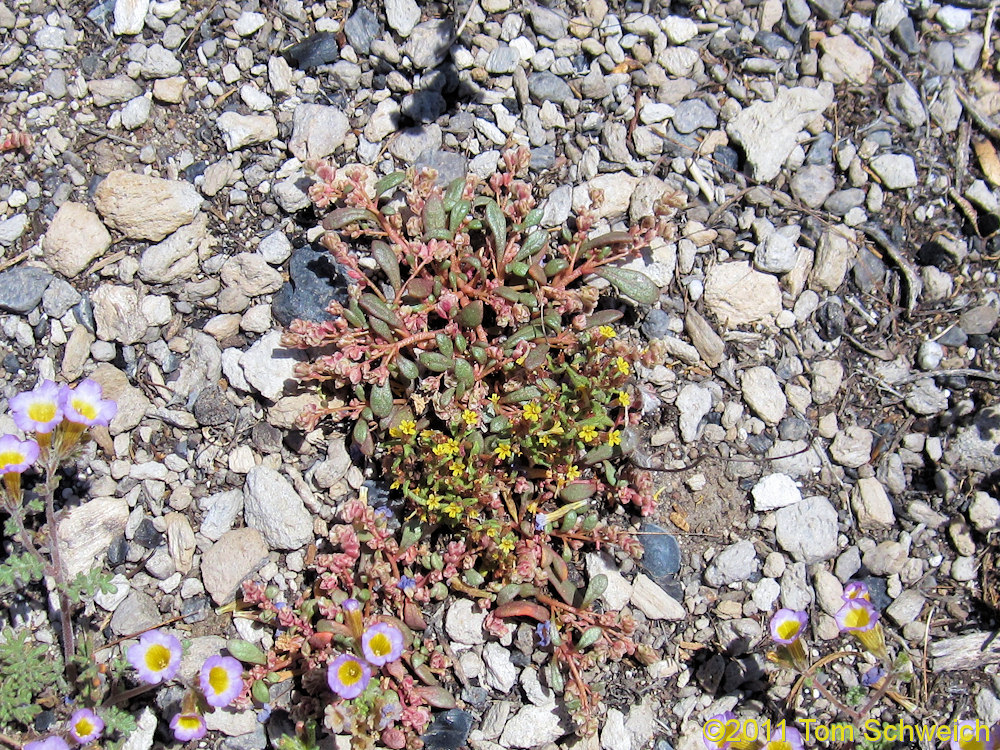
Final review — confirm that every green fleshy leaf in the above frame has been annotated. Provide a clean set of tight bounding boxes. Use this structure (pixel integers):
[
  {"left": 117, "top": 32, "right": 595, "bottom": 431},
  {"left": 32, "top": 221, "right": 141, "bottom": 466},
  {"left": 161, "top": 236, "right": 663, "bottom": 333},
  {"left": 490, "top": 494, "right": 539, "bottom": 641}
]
[
  {"left": 595, "top": 266, "right": 661, "bottom": 305},
  {"left": 227, "top": 638, "right": 268, "bottom": 666}
]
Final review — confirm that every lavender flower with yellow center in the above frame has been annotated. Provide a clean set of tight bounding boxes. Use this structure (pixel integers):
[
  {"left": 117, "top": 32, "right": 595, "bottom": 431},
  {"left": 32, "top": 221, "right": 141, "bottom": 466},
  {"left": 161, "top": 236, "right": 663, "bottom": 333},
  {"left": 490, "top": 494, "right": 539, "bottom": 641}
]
[
  {"left": 170, "top": 712, "right": 207, "bottom": 742},
  {"left": 200, "top": 654, "right": 244, "bottom": 707},
  {"left": 361, "top": 623, "right": 404, "bottom": 666},
  {"left": 54, "top": 379, "right": 117, "bottom": 454},
  {"left": 68, "top": 708, "right": 104, "bottom": 744},
  {"left": 769, "top": 609, "right": 809, "bottom": 671},
  {"left": 0, "top": 434, "right": 40, "bottom": 505},
  {"left": 842, "top": 581, "right": 871, "bottom": 601},
  {"left": 327, "top": 654, "right": 372, "bottom": 700},
  {"left": 702, "top": 711, "right": 759, "bottom": 750},
  {"left": 341, "top": 598, "right": 364, "bottom": 641},
  {"left": 127, "top": 629, "right": 182, "bottom": 684},
  {"left": 10, "top": 381, "right": 64, "bottom": 453},
  {"left": 835, "top": 598, "right": 887, "bottom": 659},
  {"left": 763, "top": 725, "right": 804, "bottom": 750},
  {"left": 24, "top": 738, "right": 70, "bottom": 750},
  {"left": 950, "top": 721, "right": 996, "bottom": 750}
]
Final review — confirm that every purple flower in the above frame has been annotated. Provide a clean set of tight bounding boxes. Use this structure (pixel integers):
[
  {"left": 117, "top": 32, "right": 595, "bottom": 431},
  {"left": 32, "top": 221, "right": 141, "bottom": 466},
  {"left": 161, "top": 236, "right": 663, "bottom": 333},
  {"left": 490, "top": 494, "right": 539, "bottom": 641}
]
[
  {"left": 835, "top": 599, "right": 879, "bottom": 632},
  {"left": 765, "top": 725, "right": 804, "bottom": 750},
  {"left": 10, "top": 380, "right": 64, "bottom": 434},
  {"left": 950, "top": 721, "right": 996, "bottom": 750},
  {"left": 328, "top": 654, "right": 372, "bottom": 699},
  {"left": 60, "top": 379, "right": 117, "bottom": 427},
  {"left": 24, "top": 739, "right": 70, "bottom": 750},
  {"left": 68, "top": 708, "right": 104, "bottom": 744},
  {"left": 170, "top": 712, "right": 207, "bottom": 742},
  {"left": 257, "top": 703, "right": 273, "bottom": 724},
  {"left": 199, "top": 654, "right": 244, "bottom": 707},
  {"left": 769, "top": 609, "right": 808, "bottom": 645},
  {"left": 0, "top": 434, "right": 39, "bottom": 474},
  {"left": 127, "top": 629, "right": 182, "bottom": 685},
  {"left": 536, "top": 621, "right": 552, "bottom": 647},
  {"left": 861, "top": 665, "right": 887, "bottom": 687},
  {"left": 397, "top": 575, "right": 416, "bottom": 591},
  {"left": 362, "top": 622, "right": 405, "bottom": 666},
  {"left": 534, "top": 513, "right": 547, "bottom": 531},
  {"left": 703, "top": 711, "right": 738, "bottom": 750},
  {"left": 843, "top": 581, "right": 871, "bottom": 601},
  {"left": 379, "top": 702, "right": 403, "bottom": 730}
]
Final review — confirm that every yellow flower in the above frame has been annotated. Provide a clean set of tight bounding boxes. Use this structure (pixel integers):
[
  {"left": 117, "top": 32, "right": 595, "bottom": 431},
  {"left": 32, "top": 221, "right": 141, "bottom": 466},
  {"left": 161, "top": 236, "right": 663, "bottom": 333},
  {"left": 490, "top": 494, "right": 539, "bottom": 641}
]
[
  {"left": 489, "top": 393, "right": 501, "bottom": 407},
  {"left": 548, "top": 422, "right": 564, "bottom": 435},
  {"left": 462, "top": 409, "right": 478, "bottom": 427},
  {"left": 486, "top": 526, "right": 499, "bottom": 538},
  {"left": 399, "top": 419, "right": 417, "bottom": 436},
  {"left": 426, "top": 493, "right": 442, "bottom": 511},
  {"left": 578, "top": 424, "right": 598, "bottom": 443},
  {"left": 495, "top": 442, "right": 513, "bottom": 460},
  {"left": 599, "top": 325, "right": 616, "bottom": 338},
  {"left": 433, "top": 438, "right": 460, "bottom": 458},
  {"left": 498, "top": 536, "right": 515, "bottom": 554},
  {"left": 389, "top": 427, "right": 401, "bottom": 438},
  {"left": 608, "top": 429, "right": 621, "bottom": 447},
  {"left": 538, "top": 434, "right": 552, "bottom": 447},
  {"left": 617, "top": 391, "right": 631, "bottom": 408},
  {"left": 390, "top": 479, "right": 401, "bottom": 490},
  {"left": 444, "top": 502, "right": 463, "bottom": 519},
  {"left": 614, "top": 357, "right": 630, "bottom": 376},
  {"left": 523, "top": 403, "right": 541, "bottom": 422},
  {"left": 450, "top": 462, "right": 465, "bottom": 477},
  {"left": 566, "top": 463, "right": 581, "bottom": 481},
  {"left": 420, "top": 429, "right": 436, "bottom": 440}
]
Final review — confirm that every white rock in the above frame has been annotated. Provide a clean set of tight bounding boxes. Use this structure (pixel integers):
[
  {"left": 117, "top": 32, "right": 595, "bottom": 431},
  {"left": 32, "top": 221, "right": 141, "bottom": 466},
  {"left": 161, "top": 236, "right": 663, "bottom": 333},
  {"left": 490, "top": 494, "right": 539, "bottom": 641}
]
[
  {"left": 574, "top": 172, "right": 640, "bottom": 221},
  {"left": 811, "top": 359, "right": 843, "bottom": 405},
  {"left": 741, "top": 366, "right": 787, "bottom": 425},
  {"left": 258, "top": 231, "right": 293, "bottom": 264},
  {"left": 121, "top": 94, "right": 152, "bottom": 130},
  {"left": 601, "top": 709, "right": 631, "bottom": 750},
  {"left": 445, "top": 599, "right": 486, "bottom": 644},
  {"left": 232, "top": 11, "right": 266, "bottom": 36},
  {"left": 121, "top": 708, "right": 156, "bottom": 750},
  {"left": 775, "top": 496, "right": 839, "bottom": 563},
  {"left": 870, "top": 154, "right": 918, "bottom": 189},
  {"left": 57, "top": 498, "right": 129, "bottom": 578},
  {"left": 113, "top": 0, "right": 149, "bottom": 35},
  {"left": 499, "top": 704, "right": 567, "bottom": 748},
  {"left": 94, "top": 573, "right": 131, "bottom": 611},
  {"left": 751, "top": 577, "right": 781, "bottom": 609},
  {"left": 630, "top": 574, "right": 685, "bottom": 620},
  {"left": 662, "top": 15, "right": 697, "bottom": 44},
  {"left": 830, "top": 426, "right": 873, "bottom": 468},
  {"left": 676, "top": 383, "right": 712, "bottom": 442},
  {"left": 0, "top": 213, "right": 29, "bottom": 246},
  {"left": 751, "top": 473, "right": 802, "bottom": 511},
  {"left": 704, "top": 261, "right": 782, "bottom": 326},
  {"left": 243, "top": 466, "right": 313, "bottom": 550},
  {"left": 585, "top": 552, "right": 632, "bottom": 610},
  {"left": 704, "top": 540, "right": 759, "bottom": 586},
  {"left": 240, "top": 330, "right": 306, "bottom": 401},
  {"left": 94, "top": 170, "right": 202, "bottom": 241},
  {"left": 199, "top": 489, "right": 244, "bottom": 541},
  {"left": 727, "top": 84, "right": 834, "bottom": 182},
  {"left": 92, "top": 285, "right": 148, "bottom": 344},
  {"left": 217, "top": 111, "right": 278, "bottom": 151},
  {"left": 852, "top": 477, "right": 895, "bottom": 527},
  {"left": 43, "top": 202, "right": 112, "bottom": 276},
  {"left": 969, "top": 491, "right": 1000, "bottom": 532},
  {"left": 754, "top": 231, "right": 798, "bottom": 274},
  {"left": 240, "top": 83, "right": 273, "bottom": 111},
  {"left": 138, "top": 213, "right": 208, "bottom": 283},
  {"left": 289, "top": 104, "right": 350, "bottom": 161},
  {"left": 385, "top": 0, "right": 421, "bottom": 36},
  {"left": 482, "top": 642, "right": 517, "bottom": 692}
]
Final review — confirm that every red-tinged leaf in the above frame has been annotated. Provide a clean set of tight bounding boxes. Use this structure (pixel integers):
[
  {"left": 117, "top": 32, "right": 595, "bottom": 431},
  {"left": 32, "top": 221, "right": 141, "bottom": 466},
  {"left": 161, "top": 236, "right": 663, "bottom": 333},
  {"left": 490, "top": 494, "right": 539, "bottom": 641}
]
[
  {"left": 494, "top": 601, "right": 550, "bottom": 622},
  {"left": 415, "top": 686, "right": 457, "bottom": 709},
  {"left": 403, "top": 600, "right": 427, "bottom": 631},
  {"left": 308, "top": 632, "right": 333, "bottom": 649},
  {"left": 581, "top": 231, "right": 633, "bottom": 252}
]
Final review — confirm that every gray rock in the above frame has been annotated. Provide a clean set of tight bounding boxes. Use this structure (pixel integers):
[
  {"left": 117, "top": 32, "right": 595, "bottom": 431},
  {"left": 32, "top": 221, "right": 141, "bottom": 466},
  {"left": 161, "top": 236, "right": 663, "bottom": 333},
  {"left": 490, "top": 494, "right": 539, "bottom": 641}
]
[
  {"left": 201, "top": 528, "right": 269, "bottom": 604},
  {"left": 954, "top": 32, "right": 984, "bottom": 71},
  {"left": 139, "top": 213, "right": 208, "bottom": 283},
  {"left": 57, "top": 497, "right": 129, "bottom": 578},
  {"left": 110, "top": 590, "right": 161, "bottom": 635},
  {"left": 217, "top": 112, "right": 278, "bottom": 151},
  {"left": 790, "top": 165, "right": 836, "bottom": 209},
  {"left": 403, "top": 19, "right": 453, "bottom": 68},
  {"left": 43, "top": 278, "right": 81, "bottom": 318},
  {"left": 345, "top": 7, "right": 380, "bottom": 55},
  {"left": 727, "top": 84, "right": 835, "bottom": 181},
  {"left": 830, "top": 426, "right": 873, "bottom": 468},
  {"left": 863, "top": 540, "right": 908, "bottom": 576},
  {"left": 852, "top": 477, "right": 895, "bottom": 527},
  {"left": 94, "top": 170, "right": 202, "bottom": 241},
  {"left": 0, "top": 266, "right": 53, "bottom": 313},
  {"left": 741, "top": 366, "right": 787, "bottom": 425},
  {"left": 289, "top": 104, "right": 349, "bottom": 161},
  {"left": 811, "top": 359, "right": 843, "bottom": 405},
  {"left": 386, "top": 0, "right": 421, "bottom": 36},
  {"left": 676, "top": 383, "right": 712, "bottom": 442},
  {"left": 90, "top": 76, "right": 144, "bottom": 106},
  {"left": 0, "top": 213, "right": 29, "bottom": 246},
  {"left": 751, "top": 473, "right": 802, "bottom": 511},
  {"left": 142, "top": 44, "right": 182, "bottom": 78},
  {"left": 112, "top": 0, "right": 149, "bottom": 35},
  {"left": 870, "top": 154, "right": 918, "bottom": 189},
  {"left": 486, "top": 45, "right": 520, "bottom": 74},
  {"left": 389, "top": 124, "right": 443, "bottom": 162},
  {"left": 705, "top": 540, "right": 759, "bottom": 586},
  {"left": 528, "top": 71, "right": 575, "bottom": 104},
  {"left": 530, "top": 4, "right": 568, "bottom": 38},
  {"left": 886, "top": 83, "right": 926, "bottom": 128},
  {"left": 445, "top": 599, "right": 486, "bottom": 645},
  {"left": 243, "top": 466, "right": 313, "bottom": 550},
  {"left": 671, "top": 99, "right": 717, "bottom": 133},
  {"left": 885, "top": 590, "right": 925, "bottom": 626},
  {"left": 685, "top": 309, "right": 725, "bottom": 368},
  {"left": 258, "top": 231, "right": 293, "bottom": 265},
  {"left": 775, "top": 495, "right": 839, "bottom": 563},
  {"left": 92, "top": 285, "right": 148, "bottom": 344},
  {"left": 273, "top": 175, "right": 312, "bottom": 213},
  {"left": 960, "top": 304, "right": 998, "bottom": 334},
  {"left": 754, "top": 231, "right": 798, "bottom": 274}
]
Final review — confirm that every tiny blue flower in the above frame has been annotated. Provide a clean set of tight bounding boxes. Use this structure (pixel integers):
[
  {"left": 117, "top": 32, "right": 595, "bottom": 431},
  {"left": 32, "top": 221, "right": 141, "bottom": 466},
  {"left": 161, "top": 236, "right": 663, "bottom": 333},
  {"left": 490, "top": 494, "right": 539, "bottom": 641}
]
[
  {"left": 397, "top": 575, "right": 416, "bottom": 591},
  {"left": 534, "top": 513, "right": 547, "bottom": 531},
  {"left": 536, "top": 621, "right": 551, "bottom": 647},
  {"left": 861, "top": 665, "right": 886, "bottom": 687},
  {"left": 257, "top": 703, "right": 272, "bottom": 723}
]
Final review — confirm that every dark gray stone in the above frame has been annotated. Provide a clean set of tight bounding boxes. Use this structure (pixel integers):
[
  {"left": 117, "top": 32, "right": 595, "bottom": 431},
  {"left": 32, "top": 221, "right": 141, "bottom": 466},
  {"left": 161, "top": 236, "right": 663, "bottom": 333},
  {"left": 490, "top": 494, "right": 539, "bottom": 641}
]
[
  {"left": 0, "top": 266, "right": 54, "bottom": 313},
  {"left": 641, "top": 309, "right": 672, "bottom": 339},
  {"left": 816, "top": 300, "right": 845, "bottom": 341},
  {"left": 823, "top": 188, "right": 866, "bottom": 215},
  {"left": 344, "top": 7, "right": 380, "bottom": 55},
  {"left": 422, "top": 709, "right": 475, "bottom": 750},
  {"left": 893, "top": 16, "right": 919, "bottom": 54},
  {"left": 672, "top": 99, "right": 717, "bottom": 134},
  {"left": 852, "top": 247, "right": 886, "bottom": 293},
  {"left": 402, "top": 90, "right": 447, "bottom": 123},
  {"left": 937, "top": 325, "right": 967, "bottom": 347},
  {"left": 811, "top": 0, "right": 844, "bottom": 20},
  {"left": 639, "top": 522, "right": 681, "bottom": 580},
  {"left": 272, "top": 245, "right": 350, "bottom": 327},
  {"left": 530, "top": 145, "right": 556, "bottom": 170},
  {"left": 778, "top": 416, "right": 810, "bottom": 441},
  {"left": 527, "top": 71, "right": 574, "bottom": 104},
  {"left": 415, "top": 150, "right": 469, "bottom": 185},
  {"left": 193, "top": 385, "right": 238, "bottom": 426},
  {"left": 755, "top": 30, "right": 795, "bottom": 56},
  {"left": 284, "top": 32, "right": 339, "bottom": 69},
  {"left": 805, "top": 132, "right": 834, "bottom": 164},
  {"left": 134, "top": 518, "right": 163, "bottom": 549}
]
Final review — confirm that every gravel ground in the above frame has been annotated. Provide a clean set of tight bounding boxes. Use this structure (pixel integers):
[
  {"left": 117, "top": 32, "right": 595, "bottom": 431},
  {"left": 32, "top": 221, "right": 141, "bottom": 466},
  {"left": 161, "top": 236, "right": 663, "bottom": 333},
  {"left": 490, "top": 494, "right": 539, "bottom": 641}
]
[{"left": 1, "top": 0, "right": 1000, "bottom": 748}]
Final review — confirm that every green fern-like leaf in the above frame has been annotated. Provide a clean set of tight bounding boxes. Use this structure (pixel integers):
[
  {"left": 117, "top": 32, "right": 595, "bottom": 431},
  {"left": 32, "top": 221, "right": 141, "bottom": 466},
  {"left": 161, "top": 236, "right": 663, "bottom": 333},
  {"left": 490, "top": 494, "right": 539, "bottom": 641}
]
[{"left": 0, "top": 627, "right": 65, "bottom": 730}]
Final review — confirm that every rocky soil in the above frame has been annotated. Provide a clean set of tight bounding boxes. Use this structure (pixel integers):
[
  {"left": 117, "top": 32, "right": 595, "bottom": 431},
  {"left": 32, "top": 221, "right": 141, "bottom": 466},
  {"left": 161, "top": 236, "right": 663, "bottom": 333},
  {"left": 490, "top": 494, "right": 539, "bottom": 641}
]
[{"left": 1, "top": 0, "right": 1000, "bottom": 748}]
